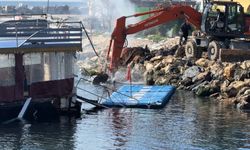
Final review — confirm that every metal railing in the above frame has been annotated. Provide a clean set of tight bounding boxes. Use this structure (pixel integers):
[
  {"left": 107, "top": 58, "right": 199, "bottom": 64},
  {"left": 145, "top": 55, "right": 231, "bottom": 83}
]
[{"left": 0, "top": 18, "right": 83, "bottom": 52}]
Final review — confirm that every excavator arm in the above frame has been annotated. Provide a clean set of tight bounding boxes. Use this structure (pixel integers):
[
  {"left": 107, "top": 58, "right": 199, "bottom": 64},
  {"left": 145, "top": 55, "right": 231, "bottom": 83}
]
[{"left": 107, "top": 5, "right": 202, "bottom": 70}]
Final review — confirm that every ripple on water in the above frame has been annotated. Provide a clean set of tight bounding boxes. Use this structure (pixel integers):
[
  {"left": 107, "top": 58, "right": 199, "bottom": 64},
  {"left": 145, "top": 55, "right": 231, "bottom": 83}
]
[{"left": 0, "top": 91, "right": 250, "bottom": 150}]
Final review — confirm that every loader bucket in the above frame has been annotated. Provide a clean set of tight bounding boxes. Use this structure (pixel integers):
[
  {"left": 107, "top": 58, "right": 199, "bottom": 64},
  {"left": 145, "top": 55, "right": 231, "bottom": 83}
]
[{"left": 219, "top": 48, "right": 250, "bottom": 62}]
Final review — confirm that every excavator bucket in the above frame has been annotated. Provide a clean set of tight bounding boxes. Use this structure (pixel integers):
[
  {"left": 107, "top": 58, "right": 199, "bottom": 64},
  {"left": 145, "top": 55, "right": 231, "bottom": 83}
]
[{"left": 219, "top": 48, "right": 250, "bottom": 62}]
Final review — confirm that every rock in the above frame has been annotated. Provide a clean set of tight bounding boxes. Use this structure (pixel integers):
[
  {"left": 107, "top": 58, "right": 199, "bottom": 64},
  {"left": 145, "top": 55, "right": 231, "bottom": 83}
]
[
  {"left": 132, "top": 55, "right": 143, "bottom": 64},
  {"left": 225, "top": 80, "right": 250, "bottom": 97},
  {"left": 90, "top": 56, "right": 99, "bottom": 62},
  {"left": 174, "top": 46, "right": 185, "bottom": 57},
  {"left": 155, "top": 77, "right": 168, "bottom": 85},
  {"left": 120, "top": 46, "right": 150, "bottom": 65},
  {"left": 192, "top": 71, "right": 212, "bottom": 83},
  {"left": 180, "top": 77, "right": 193, "bottom": 87},
  {"left": 162, "top": 55, "right": 175, "bottom": 64},
  {"left": 236, "top": 94, "right": 250, "bottom": 109},
  {"left": 223, "top": 64, "right": 236, "bottom": 80},
  {"left": 195, "top": 58, "right": 213, "bottom": 67},
  {"left": 234, "top": 69, "right": 250, "bottom": 81},
  {"left": 240, "top": 60, "right": 250, "bottom": 70},
  {"left": 220, "top": 80, "right": 230, "bottom": 93},
  {"left": 154, "top": 70, "right": 165, "bottom": 77},
  {"left": 237, "top": 87, "right": 250, "bottom": 96},
  {"left": 210, "top": 92, "right": 219, "bottom": 98},
  {"left": 146, "top": 77, "right": 155, "bottom": 85},
  {"left": 145, "top": 62, "right": 154, "bottom": 71},
  {"left": 161, "top": 64, "right": 172, "bottom": 74},
  {"left": 244, "top": 89, "right": 250, "bottom": 95},
  {"left": 195, "top": 80, "right": 220, "bottom": 97},
  {"left": 150, "top": 55, "right": 163, "bottom": 62},
  {"left": 192, "top": 81, "right": 209, "bottom": 92},
  {"left": 165, "top": 74, "right": 180, "bottom": 85},
  {"left": 144, "top": 69, "right": 155, "bottom": 85},
  {"left": 226, "top": 87, "right": 238, "bottom": 98},
  {"left": 195, "top": 85, "right": 210, "bottom": 96},
  {"left": 182, "top": 66, "right": 203, "bottom": 80},
  {"left": 209, "top": 63, "right": 224, "bottom": 79},
  {"left": 154, "top": 62, "right": 165, "bottom": 71},
  {"left": 185, "top": 59, "right": 196, "bottom": 67},
  {"left": 92, "top": 73, "right": 109, "bottom": 85},
  {"left": 230, "top": 80, "right": 250, "bottom": 91},
  {"left": 161, "top": 64, "right": 180, "bottom": 74}
]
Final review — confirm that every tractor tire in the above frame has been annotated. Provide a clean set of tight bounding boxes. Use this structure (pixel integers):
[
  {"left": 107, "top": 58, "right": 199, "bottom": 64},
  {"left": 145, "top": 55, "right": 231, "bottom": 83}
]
[
  {"left": 185, "top": 41, "right": 200, "bottom": 59},
  {"left": 208, "top": 41, "right": 221, "bottom": 60}
]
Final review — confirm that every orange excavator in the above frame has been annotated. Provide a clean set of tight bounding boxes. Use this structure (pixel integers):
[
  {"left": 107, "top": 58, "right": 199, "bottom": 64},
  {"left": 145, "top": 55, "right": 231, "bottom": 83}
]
[{"left": 107, "top": 0, "right": 250, "bottom": 71}]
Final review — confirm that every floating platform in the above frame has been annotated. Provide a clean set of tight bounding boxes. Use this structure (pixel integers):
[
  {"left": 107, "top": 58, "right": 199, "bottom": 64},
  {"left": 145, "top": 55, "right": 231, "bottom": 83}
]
[{"left": 101, "top": 85, "right": 176, "bottom": 109}]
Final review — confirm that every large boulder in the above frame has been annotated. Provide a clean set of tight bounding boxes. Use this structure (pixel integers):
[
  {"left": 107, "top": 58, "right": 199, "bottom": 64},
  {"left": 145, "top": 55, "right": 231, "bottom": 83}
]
[
  {"left": 240, "top": 60, "right": 250, "bottom": 70},
  {"left": 182, "top": 66, "right": 204, "bottom": 80},
  {"left": 192, "top": 71, "right": 212, "bottom": 83},
  {"left": 223, "top": 64, "right": 236, "bottom": 80},
  {"left": 180, "top": 77, "right": 193, "bottom": 87},
  {"left": 235, "top": 94, "right": 250, "bottom": 109},
  {"left": 225, "top": 80, "right": 250, "bottom": 97},
  {"left": 195, "top": 80, "right": 220, "bottom": 97},
  {"left": 237, "top": 87, "right": 250, "bottom": 97},
  {"left": 195, "top": 58, "right": 214, "bottom": 68},
  {"left": 209, "top": 63, "right": 224, "bottom": 79},
  {"left": 234, "top": 68, "right": 250, "bottom": 81},
  {"left": 161, "top": 64, "right": 181, "bottom": 74}
]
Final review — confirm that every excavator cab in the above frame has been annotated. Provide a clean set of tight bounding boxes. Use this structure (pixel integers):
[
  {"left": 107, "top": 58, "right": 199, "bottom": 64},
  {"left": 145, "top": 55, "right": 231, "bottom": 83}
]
[{"left": 202, "top": 1, "right": 244, "bottom": 38}]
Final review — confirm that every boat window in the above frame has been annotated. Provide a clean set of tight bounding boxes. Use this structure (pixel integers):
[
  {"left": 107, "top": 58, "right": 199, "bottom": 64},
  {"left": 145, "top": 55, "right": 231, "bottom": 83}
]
[
  {"left": 23, "top": 53, "right": 43, "bottom": 85},
  {"left": 0, "top": 54, "right": 15, "bottom": 86},
  {"left": 24, "top": 52, "right": 75, "bottom": 85}
]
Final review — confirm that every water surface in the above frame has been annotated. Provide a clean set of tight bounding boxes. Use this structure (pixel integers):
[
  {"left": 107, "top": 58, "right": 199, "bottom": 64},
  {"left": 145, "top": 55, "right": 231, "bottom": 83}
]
[{"left": 0, "top": 91, "right": 250, "bottom": 150}]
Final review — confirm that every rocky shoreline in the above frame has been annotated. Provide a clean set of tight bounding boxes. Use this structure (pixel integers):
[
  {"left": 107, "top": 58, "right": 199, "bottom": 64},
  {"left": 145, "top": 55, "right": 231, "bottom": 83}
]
[
  {"left": 142, "top": 55, "right": 250, "bottom": 109},
  {"left": 129, "top": 42, "right": 250, "bottom": 109},
  {"left": 78, "top": 36, "right": 250, "bottom": 109}
]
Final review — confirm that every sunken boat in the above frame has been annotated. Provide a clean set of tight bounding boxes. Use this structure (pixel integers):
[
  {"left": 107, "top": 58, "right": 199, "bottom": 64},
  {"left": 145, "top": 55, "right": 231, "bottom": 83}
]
[{"left": 0, "top": 14, "right": 83, "bottom": 123}]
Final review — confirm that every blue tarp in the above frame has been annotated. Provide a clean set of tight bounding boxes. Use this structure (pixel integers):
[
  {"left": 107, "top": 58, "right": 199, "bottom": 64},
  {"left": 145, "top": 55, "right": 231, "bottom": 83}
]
[{"left": 101, "top": 85, "right": 176, "bottom": 109}]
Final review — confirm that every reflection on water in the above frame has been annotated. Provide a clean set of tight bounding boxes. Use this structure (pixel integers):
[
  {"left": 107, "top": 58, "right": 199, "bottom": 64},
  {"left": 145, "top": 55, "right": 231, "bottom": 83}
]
[{"left": 1, "top": 91, "right": 250, "bottom": 150}]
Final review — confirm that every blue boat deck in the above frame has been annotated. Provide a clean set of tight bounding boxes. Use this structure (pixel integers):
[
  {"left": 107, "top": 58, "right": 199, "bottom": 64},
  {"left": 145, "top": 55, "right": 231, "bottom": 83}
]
[{"left": 101, "top": 85, "right": 176, "bottom": 109}]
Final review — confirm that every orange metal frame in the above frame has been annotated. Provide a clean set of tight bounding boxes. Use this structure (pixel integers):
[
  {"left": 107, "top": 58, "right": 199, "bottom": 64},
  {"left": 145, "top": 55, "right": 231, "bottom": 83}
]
[{"left": 107, "top": 5, "right": 202, "bottom": 70}]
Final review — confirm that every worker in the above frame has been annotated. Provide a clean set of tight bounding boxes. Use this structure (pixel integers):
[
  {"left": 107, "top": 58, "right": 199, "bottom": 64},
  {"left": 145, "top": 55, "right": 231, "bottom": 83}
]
[
  {"left": 179, "top": 20, "right": 191, "bottom": 45},
  {"left": 211, "top": 9, "right": 225, "bottom": 30}
]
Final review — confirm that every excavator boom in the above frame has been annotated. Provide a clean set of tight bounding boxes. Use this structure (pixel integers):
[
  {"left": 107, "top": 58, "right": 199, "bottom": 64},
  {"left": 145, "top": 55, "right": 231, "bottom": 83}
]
[{"left": 107, "top": 5, "right": 202, "bottom": 71}]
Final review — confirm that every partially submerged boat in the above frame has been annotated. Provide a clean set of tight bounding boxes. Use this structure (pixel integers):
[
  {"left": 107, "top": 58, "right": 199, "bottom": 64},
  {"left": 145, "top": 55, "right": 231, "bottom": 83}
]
[{"left": 0, "top": 14, "right": 83, "bottom": 123}]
